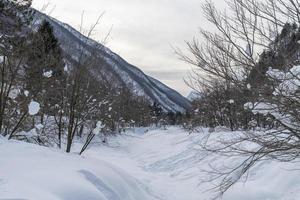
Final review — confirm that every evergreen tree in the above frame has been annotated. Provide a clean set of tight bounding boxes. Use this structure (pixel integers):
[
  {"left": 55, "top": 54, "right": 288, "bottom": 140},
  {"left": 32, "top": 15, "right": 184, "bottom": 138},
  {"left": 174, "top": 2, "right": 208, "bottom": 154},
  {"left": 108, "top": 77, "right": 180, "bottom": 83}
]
[
  {"left": 25, "top": 20, "right": 66, "bottom": 117},
  {"left": 150, "top": 102, "right": 163, "bottom": 126}
]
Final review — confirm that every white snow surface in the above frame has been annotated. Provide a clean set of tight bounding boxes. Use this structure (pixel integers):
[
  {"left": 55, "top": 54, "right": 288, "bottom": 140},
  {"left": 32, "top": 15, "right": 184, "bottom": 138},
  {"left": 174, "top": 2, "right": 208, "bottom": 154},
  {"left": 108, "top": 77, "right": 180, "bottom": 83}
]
[
  {"left": 247, "top": 83, "right": 251, "bottom": 89},
  {"left": 0, "top": 137, "right": 157, "bottom": 200},
  {"left": 24, "top": 90, "right": 29, "bottom": 97},
  {"left": 1, "top": 127, "right": 300, "bottom": 200},
  {"left": 228, "top": 99, "right": 235, "bottom": 104},
  {"left": 92, "top": 121, "right": 105, "bottom": 135},
  {"left": 267, "top": 66, "right": 300, "bottom": 97},
  {"left": 28, "top": 100, "right": 40, "bottom": 115},
  {"left": 43, "top": 70, "right": 53, "bottom": 78},
  {"left": 8, "top": 88, "right": 20, "bottom": 100}
]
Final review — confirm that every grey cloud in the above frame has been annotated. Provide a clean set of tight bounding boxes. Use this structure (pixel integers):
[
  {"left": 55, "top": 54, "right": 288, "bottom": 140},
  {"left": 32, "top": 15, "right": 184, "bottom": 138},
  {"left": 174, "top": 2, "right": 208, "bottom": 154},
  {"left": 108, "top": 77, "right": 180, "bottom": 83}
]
[{"left": 32, "top": 0, "right": 222, "bottom": 95}]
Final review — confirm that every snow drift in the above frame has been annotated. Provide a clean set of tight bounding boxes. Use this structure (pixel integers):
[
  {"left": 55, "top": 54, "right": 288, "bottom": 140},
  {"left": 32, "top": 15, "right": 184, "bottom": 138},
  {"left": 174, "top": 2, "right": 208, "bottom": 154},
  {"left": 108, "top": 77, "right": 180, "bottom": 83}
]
[
  {"left": 0, "top": 137, "right": 158, "bottom": 200},
  {"left": 1, "top": 127, "right": 299, "bottom": 200}
]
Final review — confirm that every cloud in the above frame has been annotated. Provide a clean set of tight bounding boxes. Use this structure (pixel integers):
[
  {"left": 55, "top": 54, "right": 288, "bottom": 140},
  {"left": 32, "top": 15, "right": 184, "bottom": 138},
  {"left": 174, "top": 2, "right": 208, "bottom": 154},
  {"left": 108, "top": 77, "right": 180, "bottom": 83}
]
[{"left": 32, "top": 0, "right": 223, "bottom": 95}]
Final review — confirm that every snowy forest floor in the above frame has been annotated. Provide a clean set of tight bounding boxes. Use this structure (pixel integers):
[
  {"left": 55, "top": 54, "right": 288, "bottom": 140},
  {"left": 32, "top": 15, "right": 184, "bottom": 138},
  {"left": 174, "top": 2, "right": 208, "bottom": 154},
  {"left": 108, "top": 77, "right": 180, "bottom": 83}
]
[{"left": 1, "top": 126, "right": 300, "bottom": 200}]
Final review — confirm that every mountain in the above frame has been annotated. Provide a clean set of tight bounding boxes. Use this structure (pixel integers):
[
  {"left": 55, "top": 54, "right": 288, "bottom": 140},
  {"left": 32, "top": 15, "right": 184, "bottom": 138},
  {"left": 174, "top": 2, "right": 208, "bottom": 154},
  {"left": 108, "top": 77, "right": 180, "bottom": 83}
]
[
  {"left": 33, "top": 11, "right": 191, "bottom": 113},
  {"left": 186, "top": 91, "right": 201, "bottom": 101}
]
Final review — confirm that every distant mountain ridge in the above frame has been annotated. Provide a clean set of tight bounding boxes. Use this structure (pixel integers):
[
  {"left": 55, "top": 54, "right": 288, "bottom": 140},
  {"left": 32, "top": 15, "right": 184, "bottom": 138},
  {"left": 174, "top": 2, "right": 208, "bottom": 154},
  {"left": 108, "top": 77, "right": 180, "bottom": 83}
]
[
  {"left": 34, "top": 11, "right": 191, "bottom": 113},
  {"left": 187, "top": 91, "right": 201, "bottom": 101}
]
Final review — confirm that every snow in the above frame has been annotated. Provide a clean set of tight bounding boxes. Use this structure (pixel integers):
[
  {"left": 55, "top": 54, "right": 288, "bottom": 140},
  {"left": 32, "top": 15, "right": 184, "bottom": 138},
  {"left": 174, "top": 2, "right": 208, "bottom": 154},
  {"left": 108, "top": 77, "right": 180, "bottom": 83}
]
[
  {"left": 8, "top": 88, "right": 20, "bottom": 99},
  {"left": 25, "top": 127, "right": 39, "bottom": 137},
  {"left": 0, "top": 137, "right": 156, "bottom": 200},
  {"left": 244, "top": 102, "right": 254, "bottom": 110},
  {"left": 247, "top": 83, "right": 251, "bottom": 89},
  {"left": 248, "top": 102, "right": 282, "bottom": 119},
  {"left": 228, "top": 99, "right": 235, "bottom": 104},
  {"left": 187, "top": 91, "right": 201, "bottom": 101},
  {"left": 28, "top": 100, "right": 40, "bottom": 115},
  {"left": 86, "top": 127, "right": 300, "bottom": 200},
  {"left": 64, "top": 64, "right": 69, "bottom": 72},
  {"left": 252, "top": 65, "right": 300, "bottom": 126},
  {"left": 1, "top": 127, "right": 300, "bottom": 199},
  {"left": 43, "top": 70, "right": 53, "bottom": 78},
  {"left": 267, "top": 66, "right": 300, "bottom": 96},
  {"left": 24, "top": 90, "right": 29, "bottom": 97},
  {"left": 84, "top": 127, "right": 300, "bottom": 200},
  {"left": 92, "top": 121, "right": 105, "bottom": 135},
  {"left": 35, "top": 123, "right": 44, "bottom": 130}
]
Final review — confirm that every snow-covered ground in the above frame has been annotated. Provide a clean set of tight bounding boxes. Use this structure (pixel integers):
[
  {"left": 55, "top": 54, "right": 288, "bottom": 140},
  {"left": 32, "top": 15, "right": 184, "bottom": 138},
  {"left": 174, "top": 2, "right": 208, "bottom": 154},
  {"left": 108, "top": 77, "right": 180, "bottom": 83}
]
[{"left": 1, "top": 127, "right": 300, "bottom": 200}]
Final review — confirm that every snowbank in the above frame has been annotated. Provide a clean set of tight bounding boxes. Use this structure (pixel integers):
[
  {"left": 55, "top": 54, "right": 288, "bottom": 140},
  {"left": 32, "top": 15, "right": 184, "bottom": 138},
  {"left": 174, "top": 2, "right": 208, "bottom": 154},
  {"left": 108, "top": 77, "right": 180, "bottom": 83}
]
[
  {"left": 0, "top": 137, "right": 157, "bottom": 200},
  {"left": 85, "top": 127, "right": 300, "bottom": 200},
  {"left": 1, "top": 127, "right": 300, "bottom": 200}
]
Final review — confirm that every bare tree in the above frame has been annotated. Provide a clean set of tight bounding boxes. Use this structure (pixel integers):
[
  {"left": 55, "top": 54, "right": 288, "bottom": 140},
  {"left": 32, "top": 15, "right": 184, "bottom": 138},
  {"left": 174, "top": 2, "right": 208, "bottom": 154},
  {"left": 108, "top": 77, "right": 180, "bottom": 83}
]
[
  {"left": 180, "top": 0, "right": 300, "bottom": 197},
  {"left": 63, "top": 13, "right": 112, "bottom": 153},
  {"left": 0, "top": 0, "right": 33, "bottom": 136}
]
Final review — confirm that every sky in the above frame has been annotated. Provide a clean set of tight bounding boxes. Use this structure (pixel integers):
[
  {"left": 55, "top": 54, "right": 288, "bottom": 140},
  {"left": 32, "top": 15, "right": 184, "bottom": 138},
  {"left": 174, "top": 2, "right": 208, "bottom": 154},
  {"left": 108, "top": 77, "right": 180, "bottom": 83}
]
[{"left": 32, "top": 0, "right": 226, "bottom": 96}]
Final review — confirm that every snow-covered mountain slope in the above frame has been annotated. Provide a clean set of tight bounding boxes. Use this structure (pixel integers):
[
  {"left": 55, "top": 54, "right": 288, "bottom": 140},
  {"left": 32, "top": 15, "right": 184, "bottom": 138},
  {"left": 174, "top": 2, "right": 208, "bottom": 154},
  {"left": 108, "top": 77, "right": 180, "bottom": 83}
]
[
  {"left": 2, "top": 127, "right": 299, "bottom": 200},
  {"left": 186, "top": 91, "right": 201, "bottom": 101},
  {"left": 33, "top": 11, "right": 191, "bottom": 113}
]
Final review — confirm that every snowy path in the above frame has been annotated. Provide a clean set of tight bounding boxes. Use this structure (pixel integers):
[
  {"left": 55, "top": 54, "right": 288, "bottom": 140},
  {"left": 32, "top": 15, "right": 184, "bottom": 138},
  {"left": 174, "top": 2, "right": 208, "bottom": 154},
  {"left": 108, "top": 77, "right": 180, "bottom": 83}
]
[
  {"left": 1, "top": 127, "right": 300, "bottom": 200},
  {"left": 82, "top": 126, "right": 300, "bottom": 200},
  {"left": 84, "top": 127, "right": 205, "bottom": 200}
]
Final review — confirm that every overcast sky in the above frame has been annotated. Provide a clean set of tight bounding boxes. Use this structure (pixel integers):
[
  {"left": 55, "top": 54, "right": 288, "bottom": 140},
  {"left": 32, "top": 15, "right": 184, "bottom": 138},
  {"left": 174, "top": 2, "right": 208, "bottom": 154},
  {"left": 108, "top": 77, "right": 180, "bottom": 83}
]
[{"left": 32, "top": 0, "right": 225, "bottom": 96}]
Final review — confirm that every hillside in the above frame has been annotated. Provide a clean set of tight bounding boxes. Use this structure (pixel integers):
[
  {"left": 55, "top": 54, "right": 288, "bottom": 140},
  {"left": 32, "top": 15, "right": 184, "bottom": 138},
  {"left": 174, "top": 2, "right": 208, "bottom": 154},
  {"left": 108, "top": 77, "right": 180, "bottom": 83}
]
[{"left": 33, "top": 11, "right": 191, "bottom": 113}]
